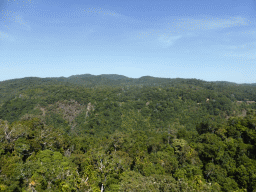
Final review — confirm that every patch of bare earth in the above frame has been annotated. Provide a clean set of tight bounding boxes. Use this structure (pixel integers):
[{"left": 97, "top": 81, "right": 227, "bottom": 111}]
[
  {"left": 85, "top": 102, "right": 95, "bottom": 119},
  {"left": 239, "top": 109, "right": 247, "bottom": 117},
  {"left": 40, "top": 108, "right": 46, "bottom": 116},
  {"left": 55, "top": 100, "right": 84, "bottom": 124},
  {"left": 226, "top": 109, "right": 247, "bottom": 120}
]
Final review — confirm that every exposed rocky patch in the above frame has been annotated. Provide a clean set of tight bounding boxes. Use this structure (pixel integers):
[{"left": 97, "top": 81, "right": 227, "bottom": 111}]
[{"left": 55, "top": 100, "right": 83, "bottom": 124}]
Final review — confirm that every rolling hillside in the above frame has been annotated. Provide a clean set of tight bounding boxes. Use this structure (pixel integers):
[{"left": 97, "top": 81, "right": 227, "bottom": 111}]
[{"left": 0, "top": 74, "right": 256, "bottom": 191}]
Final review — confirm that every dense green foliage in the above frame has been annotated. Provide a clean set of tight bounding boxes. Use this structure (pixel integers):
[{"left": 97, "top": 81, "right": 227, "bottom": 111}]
[{"left": 0, "top": 74, "right": 256, "bottom": 191}]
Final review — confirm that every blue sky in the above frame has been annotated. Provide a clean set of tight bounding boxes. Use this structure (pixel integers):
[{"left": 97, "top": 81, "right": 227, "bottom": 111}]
[{"left": 0, "top": 0, "right": 256, "bottom": 84}]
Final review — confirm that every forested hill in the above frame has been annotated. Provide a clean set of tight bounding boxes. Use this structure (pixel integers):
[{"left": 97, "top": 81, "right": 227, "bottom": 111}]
[
  {"left": 0, "top": 74, "right": 256, "bottom": 191},
  {"left": 0, "top": 74, "right": 255, "bottom": 103}
]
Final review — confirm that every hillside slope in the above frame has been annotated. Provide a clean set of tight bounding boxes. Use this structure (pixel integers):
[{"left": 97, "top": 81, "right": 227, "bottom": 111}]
[{"left": 0, "top": 74, "right": 256, "bottom": 191}]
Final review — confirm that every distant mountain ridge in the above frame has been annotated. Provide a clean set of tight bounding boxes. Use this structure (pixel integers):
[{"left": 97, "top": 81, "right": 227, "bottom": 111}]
[
  {"left": 68, "top": 74, "right": 129, "bottom": 80},
  {"left": 0, "top": 74, "right": 252, "bottom": 85},
  {"left": 0, "top": 73, "right": 255, "bottom": 105}
]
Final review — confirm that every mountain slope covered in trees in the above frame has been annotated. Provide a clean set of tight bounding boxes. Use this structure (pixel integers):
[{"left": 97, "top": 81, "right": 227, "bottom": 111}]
[{"left": 0, "top": 74, "right": 256, "bottom": 191}]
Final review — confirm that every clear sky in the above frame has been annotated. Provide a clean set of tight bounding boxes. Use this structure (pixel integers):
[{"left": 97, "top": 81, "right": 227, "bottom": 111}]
[{"left": 0, "top": 0, "right": 256, "bottom": 84}]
